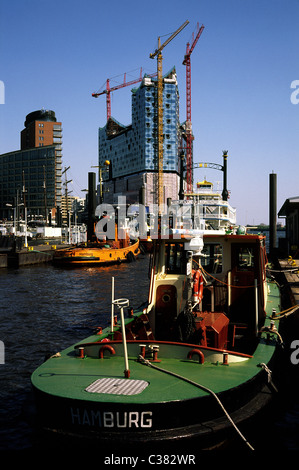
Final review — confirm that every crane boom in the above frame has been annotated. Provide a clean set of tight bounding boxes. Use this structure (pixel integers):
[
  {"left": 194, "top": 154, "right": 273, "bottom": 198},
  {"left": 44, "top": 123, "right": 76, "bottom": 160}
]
[
  {"left": 92, "top": 68, "right": 157, "bottom": 121},
  {"left": 183, "top": 23, "right": 204, "bottom": 65},
  {"left": 150, "top": 20, "right": 189, "bottom": 59},
  {"left": 150, "top": 20, "right": 189, "bottom": 209}
]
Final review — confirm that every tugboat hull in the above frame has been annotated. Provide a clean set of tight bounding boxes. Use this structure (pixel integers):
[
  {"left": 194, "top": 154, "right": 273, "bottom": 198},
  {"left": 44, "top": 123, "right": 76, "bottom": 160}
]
[{"left": 33, "top": 372, "right": 273, "bottom": 446}]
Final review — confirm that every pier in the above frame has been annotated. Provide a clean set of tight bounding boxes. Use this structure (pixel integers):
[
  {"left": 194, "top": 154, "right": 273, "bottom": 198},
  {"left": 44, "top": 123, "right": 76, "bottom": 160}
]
[
  {"left": 7, "top": 246, "right": 55, "bottom": 268},
  {"left": 270, "top": 256, "right": 299, "bottom": 398},
  {"left": 0, "top": 238, "right": 69, "bottom": 268},
  {"left": 279, "top": 257, "right": 299, "bottom": 306}
]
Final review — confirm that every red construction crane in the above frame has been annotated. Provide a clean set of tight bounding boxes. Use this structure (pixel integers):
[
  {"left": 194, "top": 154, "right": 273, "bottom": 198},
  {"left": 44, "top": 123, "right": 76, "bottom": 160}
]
[
  {"left": 92, "top": 68, "right": 157, "bottom": 121},
  {"left": 182, "top": 23, "right": 204, "bottom": 193}
]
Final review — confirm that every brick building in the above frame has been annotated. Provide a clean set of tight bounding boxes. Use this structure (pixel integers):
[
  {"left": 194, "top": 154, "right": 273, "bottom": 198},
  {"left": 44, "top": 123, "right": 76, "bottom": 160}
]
[{"left": 0, "top": 110, "right": 62, "bottom": 221}]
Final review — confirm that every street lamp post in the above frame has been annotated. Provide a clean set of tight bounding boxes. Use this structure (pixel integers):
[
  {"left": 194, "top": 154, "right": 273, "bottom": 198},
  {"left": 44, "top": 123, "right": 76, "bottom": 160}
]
[
  {"left": 18, "top": 203, "right": 27, "bottom": 248},
  {"left": 91, "top": 160, "right": 110, "bottom": 204},
  {"left": 5, "top": 203, "right": 15, "bottom": 233},
  {"left": 24, "top": 207, "right": 28, "bottom": 248}
]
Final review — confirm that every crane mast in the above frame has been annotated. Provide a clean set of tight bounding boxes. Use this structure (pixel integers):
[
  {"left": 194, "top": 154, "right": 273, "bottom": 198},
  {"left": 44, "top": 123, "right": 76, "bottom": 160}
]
[
  {"left": 150, "top": 20, "right": 189, "bottom": 209},
  {"left": 183, "top": 23, "right": 204, "bottom": 193}
]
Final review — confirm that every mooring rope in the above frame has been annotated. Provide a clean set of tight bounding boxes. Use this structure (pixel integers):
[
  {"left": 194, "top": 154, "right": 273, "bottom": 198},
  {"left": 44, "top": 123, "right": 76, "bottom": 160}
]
[
  {"left": 31, "top": 250, "right": 53, "bottom": 256},
  {"left": 193, "top": 260, "right": 262, "bottom": 289},
  {"left": 267, "top": 267, "right": 299, "bottom": 273},
  {"left": 270, "top": 304, "right": 299, "bottom": 320},
  {"left": 138, "top": 355, "right": 255, "bottom": 451},
  {"left": 258, "top": 363, "right": 278, "bottom": 393}
]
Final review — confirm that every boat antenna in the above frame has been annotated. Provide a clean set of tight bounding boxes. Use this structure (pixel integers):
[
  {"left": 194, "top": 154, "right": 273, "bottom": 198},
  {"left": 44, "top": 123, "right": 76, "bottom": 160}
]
[{"left": 222, "top": 150, "right": 228, "bottom": 201}]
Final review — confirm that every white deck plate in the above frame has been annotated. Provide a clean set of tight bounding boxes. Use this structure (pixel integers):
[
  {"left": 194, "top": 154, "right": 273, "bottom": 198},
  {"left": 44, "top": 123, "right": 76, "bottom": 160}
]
[{"left": 85, "top": 377, "right": 149, "bottom": 395}]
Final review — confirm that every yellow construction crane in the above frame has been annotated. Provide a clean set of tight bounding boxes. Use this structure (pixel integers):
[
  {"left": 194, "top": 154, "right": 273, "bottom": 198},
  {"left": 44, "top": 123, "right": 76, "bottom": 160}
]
[{"left": 150, "top": 20, "right": 189, "bottom": 209}]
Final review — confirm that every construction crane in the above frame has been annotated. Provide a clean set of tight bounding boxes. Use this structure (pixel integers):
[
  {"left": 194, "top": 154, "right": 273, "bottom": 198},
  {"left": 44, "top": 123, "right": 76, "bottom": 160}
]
[
  {"left": 182, "top": 22, "right": 204, "bottom": 193},
  {"left": 92, "top": 68, "right": 157, "bottom": 121},
  {"left": 150, "top": 20, "right": 189, "bottom": 209}
]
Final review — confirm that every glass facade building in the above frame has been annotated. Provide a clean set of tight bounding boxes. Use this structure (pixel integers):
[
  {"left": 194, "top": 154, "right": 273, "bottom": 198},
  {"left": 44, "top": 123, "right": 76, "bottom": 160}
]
[
  {"left": 98, "top": 68, "right": 187, "bottom": 208},
  {"left": 0, "top": 145, "right": 61, "bottom": 220}
]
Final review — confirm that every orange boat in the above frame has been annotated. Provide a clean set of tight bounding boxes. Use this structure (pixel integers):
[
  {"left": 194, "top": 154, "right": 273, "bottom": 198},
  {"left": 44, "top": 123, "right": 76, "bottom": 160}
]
[{"left": 53, "top": 224, "right": 140, "bottom": 266}]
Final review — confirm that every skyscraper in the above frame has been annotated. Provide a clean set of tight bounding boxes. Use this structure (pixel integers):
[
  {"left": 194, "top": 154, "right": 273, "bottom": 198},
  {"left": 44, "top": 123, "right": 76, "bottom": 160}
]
[{"left": 21, "top": 109, "right": 62, "bottom": 152}]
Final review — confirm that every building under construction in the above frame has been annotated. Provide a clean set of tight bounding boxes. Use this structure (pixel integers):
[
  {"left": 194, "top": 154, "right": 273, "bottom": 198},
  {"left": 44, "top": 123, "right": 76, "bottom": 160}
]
[
  {"left": 96, "top": 21, "right": 205, "bottom": 211},
  {"left": 98, "top": 68, "right": 191, "bottom": 210}
]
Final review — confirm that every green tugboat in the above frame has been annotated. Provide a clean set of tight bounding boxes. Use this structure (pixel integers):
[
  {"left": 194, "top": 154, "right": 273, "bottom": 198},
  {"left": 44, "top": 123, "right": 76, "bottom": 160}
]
[{"left": 31, "top": 227, "right": 282, "bottom": 450}]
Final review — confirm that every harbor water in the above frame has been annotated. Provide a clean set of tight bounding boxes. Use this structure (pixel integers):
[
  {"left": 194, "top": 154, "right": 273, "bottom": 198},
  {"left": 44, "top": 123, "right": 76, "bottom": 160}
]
[
  {"left": 0, "top": 248, "right": 299, "bottom": 453},
  {"left": 0, "top": 255, "right": 150, "bottom": 451}
]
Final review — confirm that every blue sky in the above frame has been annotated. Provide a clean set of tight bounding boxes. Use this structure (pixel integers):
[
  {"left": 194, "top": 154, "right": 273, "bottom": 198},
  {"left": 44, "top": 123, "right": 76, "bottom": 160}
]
[{"left": 0, "top": 0, "right": 298, "bottom": 225}]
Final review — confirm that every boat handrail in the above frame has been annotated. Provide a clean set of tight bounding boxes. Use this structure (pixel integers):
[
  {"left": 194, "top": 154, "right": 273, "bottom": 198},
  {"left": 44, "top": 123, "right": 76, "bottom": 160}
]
[{"left": 74, "top": 338, "right": 253, "bottom": 359}]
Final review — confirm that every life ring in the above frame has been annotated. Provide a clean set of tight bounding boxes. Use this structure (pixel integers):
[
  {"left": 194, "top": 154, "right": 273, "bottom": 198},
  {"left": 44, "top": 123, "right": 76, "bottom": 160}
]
[
  {"left": 192, "top": 269, "right": 204, "bottom": 303},
  {"left": 99, "top": 345, "right": 116, "bottom": 359},
  {"left": 187, "top": 348, "right": 204, "bottom": 364}
]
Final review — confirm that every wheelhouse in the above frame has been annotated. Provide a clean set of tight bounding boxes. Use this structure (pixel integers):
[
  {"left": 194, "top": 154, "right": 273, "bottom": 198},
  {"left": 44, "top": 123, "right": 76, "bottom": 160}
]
[{"left": 146, "top": 233, "right": 268, "bottom": 354}]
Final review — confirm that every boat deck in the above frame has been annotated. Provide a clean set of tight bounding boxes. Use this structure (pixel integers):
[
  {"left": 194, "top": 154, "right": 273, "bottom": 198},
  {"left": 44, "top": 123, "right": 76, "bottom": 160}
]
[
  {"left": 31, "top": 281, "right": 280, "bottom": 405},
  {"left": 32, "top": 344, "right": 273, "bottom": 405}
]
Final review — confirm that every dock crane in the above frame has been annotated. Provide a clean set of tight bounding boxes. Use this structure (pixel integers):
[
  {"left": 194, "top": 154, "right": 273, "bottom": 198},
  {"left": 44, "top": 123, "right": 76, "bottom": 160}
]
[
  {"left": 92, "top": 68, "right": 157, "bottom": 121},
  {"left": 183, "top": 23, "right": 204, "bottom": 193},
  {"left": 150, "top": 20, "right": 189, "bottom": 208}
]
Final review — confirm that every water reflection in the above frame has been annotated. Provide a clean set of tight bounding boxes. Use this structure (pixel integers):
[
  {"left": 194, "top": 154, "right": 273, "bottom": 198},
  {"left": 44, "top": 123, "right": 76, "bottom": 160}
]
[
  {"left": 0, "top": 250, "right": 298, "bottom": 451},
  {"left": 0, "top": 254, "right": 150, "bottom": 450}
]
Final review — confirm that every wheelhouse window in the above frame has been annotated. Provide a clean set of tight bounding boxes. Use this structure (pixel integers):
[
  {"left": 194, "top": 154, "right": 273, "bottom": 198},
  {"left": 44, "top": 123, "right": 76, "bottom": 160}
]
[
  {"left": 201, "top": 243, "right": 223, "bottom": 273},
  {"left": 165, "top": 243, "right": 185, "bottom": 274},
  {"left": 236, "top": 246, "right": 255, "bottom": 271}
]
